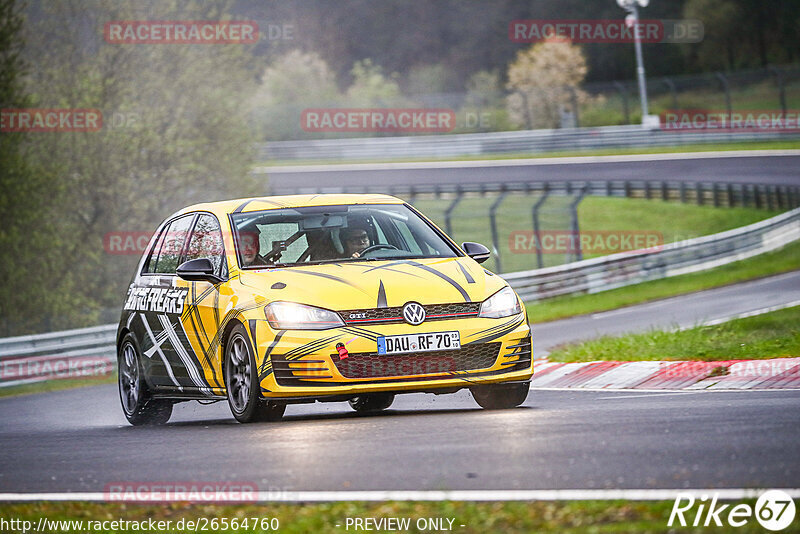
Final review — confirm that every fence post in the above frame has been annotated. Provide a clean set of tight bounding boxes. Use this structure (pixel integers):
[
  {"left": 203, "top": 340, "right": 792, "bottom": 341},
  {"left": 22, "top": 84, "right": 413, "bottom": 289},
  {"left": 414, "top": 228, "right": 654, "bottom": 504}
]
[
  {"left": 755, "top": 184, "right": 763, "bottom": 209},
  {"left": 568, "top": 86, "right": 580, "bottom": 127},
  {"left": 661, "top": 181, "right": 668, "bottom": 201},
  {"left": 489, "top": 190, "right": 509, "bottom": 273},
  {"left": 531, "top": 186, "right": 551, "bottom": 269},
  {"left": 727, "top": 183, "right": 734, "bottom": 207},
  {"left": 680, "top": 181, "right": 687, "bottom": 203},
  {"left": 715, "top": 72, "right": 732, "bottom": 123},
  {"left": 613, "top": 81, "right": 630, "bottom": 124},
  {"left": 662, "top": 77, "right": 678, "bottom": 110},
  {"left": 696, "top": 182, "right": 704, "bottom": 206},
  {"left": 768, "top": 66, "right": 788, "bottom": 116},
  {"left": 444, "top": 188, "right": 464, "bottom": 236},
  {"left": 570, "top": 186, "right": 589, "bottom": 262}
]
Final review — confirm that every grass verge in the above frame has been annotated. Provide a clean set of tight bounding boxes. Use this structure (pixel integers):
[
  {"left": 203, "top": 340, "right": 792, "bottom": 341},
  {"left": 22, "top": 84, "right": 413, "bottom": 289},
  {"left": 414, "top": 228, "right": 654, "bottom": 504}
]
[
  {"left": 0, "top": 500, "right": 782, "bottom": 533},
  {"left": 526, "top": 240, "right": 800, "bottom": 324},
  {"left": 256, "top": 139, "right": 800, "bottom": 166},
  {"left": 547, "top": 306, "right": 800, "bottom": 363}
]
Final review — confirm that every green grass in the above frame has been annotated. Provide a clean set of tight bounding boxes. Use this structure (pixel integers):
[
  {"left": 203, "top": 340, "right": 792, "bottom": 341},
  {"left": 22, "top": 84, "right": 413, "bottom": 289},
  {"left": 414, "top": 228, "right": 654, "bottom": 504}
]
[
  {"left": 527, "top": 240, "right": 800, "bottom": 324},
  {"left": 548, "top": 305, "right": 800, "bottom": 363},
  {"left": 0, "top": 500, "right": 787, "bottom": 533},
  {"left": 0, "top": 376, "right": 115, "bottom": 399},
  {"left": 582, "top": 79, "right": 800, "bottom": 127},
  {"left": 257, "top": 139, "right": 800, "bottom": 166},
  {"left": 409, "top": 195, "right": 779, "bottom": 273}
]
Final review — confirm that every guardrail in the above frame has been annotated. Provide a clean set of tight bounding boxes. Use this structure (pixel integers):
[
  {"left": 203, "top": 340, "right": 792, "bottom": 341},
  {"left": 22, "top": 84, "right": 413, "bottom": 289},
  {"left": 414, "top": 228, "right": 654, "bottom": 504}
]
[
  {"left": 258, "top": 125, "right": 800, "bottom": 162},
  {"left": 1, "top": 207, "right": 798, "bottom": 387},
  {"left": 505, "top": 206, "right": 800, "bottom": 301},
  {"left": 0, "top": 324, "right": 116, "bottom": 388}
]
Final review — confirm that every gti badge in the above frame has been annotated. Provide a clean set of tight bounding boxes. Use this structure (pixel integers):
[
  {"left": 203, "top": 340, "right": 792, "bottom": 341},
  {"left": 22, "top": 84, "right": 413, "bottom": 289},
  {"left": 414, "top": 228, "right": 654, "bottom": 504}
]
[{"left": 402, "top": 302, "right": 426, "bottom": 325}]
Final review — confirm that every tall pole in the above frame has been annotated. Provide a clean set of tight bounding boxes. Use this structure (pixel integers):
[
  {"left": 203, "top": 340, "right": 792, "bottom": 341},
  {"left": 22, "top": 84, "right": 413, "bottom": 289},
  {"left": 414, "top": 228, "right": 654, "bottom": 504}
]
[{"left": 631, "top": 4, "right": 649, "bottom": 123}]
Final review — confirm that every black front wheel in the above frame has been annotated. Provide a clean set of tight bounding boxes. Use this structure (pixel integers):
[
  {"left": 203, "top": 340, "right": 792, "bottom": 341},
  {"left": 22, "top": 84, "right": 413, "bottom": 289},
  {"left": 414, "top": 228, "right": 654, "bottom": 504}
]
[
  {"left": 118, "top": 334, "right": 172, "bottom": 425},
  {"left": 471, "top": 382, "right": 530, "bottom": 410},
  {"left": 348, "top": 393, "right": 395, "bottom": 413},
  {"left": 225, "top": 324, "right": 286, "bottom": 423}
]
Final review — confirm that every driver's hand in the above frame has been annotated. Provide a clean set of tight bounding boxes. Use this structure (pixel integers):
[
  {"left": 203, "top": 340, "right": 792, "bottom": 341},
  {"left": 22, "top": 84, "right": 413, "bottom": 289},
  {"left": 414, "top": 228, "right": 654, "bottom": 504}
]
[{"left": 351, "top": 252, "right": 361, "bottom": 258}]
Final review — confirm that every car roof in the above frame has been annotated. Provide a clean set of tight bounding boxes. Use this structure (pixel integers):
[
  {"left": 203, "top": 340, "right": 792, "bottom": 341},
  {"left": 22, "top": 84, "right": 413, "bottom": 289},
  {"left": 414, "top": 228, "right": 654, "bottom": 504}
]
[{"left": 177, "top": 193, "right": 405, "bottom": 218}]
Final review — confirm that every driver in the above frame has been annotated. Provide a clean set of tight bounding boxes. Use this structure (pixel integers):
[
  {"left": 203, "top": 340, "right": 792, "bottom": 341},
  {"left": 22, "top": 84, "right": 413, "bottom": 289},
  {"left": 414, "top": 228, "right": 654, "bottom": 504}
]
[
  {"left": 341, "top": 225, "right": 371, "bottom": 258},
  {"left": 239, "top": 228, "right": 267, "bottom": 267}
]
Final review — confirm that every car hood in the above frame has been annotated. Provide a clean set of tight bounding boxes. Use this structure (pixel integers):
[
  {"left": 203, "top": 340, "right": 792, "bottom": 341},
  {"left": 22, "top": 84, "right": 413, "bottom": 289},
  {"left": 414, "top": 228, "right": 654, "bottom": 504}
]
[{"left": 237, "top": 257, "right": 506, "bottom": 309}]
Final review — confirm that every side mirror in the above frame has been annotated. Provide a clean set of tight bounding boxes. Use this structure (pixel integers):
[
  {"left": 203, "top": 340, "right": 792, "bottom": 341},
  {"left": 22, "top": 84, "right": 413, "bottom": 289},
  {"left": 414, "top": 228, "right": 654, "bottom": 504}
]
[
  {"left": 462, "top": 242, "right": 491, "bottom": 264},
  {"left": 177, "top": 258, "right": 223, "bottom": 284}
]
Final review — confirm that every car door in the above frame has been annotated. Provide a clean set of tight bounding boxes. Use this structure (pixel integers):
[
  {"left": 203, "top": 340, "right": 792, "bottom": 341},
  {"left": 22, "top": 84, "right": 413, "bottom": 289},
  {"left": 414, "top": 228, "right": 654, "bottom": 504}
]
[
  {"left": 136, "top": 213, "right": 195, "bottom": 391},
  {"left": 176, "top": 212, "right": 231, "bottom": 395}
]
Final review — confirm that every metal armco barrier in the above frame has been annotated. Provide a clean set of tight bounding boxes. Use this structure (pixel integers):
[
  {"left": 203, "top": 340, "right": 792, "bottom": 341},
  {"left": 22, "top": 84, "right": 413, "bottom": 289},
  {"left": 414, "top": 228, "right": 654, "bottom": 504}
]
[
  {"left": 258, "top": 125, "right": 800, "bottom": 162},
  {"left": 505, "top": 206, "right": 800, "bottom": 301},
  {"left": 1, "top": 207, "right": 798, "bottom": 388},
  {"left": 0, "top": 324, "right": 116, "bottom": 388}
]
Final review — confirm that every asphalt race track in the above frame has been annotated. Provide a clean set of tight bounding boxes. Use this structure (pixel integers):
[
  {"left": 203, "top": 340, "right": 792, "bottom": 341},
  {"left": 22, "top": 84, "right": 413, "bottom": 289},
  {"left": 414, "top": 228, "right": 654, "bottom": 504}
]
[
  {"left": 0, "top": 386, "right": 798, "bottom": 493},
  {"left": 263, "top": 153, "right": 800, "bottom": 192},
  {"left": 1, "top": 273, "right": 799, "bottom": 493}
]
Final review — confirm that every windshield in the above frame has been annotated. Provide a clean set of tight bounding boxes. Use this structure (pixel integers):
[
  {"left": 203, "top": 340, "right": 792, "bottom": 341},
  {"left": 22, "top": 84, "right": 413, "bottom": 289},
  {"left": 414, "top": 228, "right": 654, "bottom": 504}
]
[{"left": 231, "top": 203, "right": 459, "bottom": 268}]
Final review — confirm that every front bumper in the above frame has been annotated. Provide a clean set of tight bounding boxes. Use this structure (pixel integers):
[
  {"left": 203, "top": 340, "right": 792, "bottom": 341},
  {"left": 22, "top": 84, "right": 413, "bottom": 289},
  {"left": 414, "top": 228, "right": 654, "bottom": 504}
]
[{"left": 252, "top": 313, "right": 533, "bottom": 399}]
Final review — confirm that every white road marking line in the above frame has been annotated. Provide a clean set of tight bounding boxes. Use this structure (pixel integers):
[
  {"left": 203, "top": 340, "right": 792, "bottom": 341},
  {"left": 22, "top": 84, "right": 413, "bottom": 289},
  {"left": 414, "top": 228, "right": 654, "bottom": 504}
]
[
  {"left": 531, "top": 386, "right": 800, "bottom": 393},
  {"left": 591, "top": 272, "right": 800, "bottom": 321},
  {"left": 696, "top": 300, "right": 800, "bottom": 328},
  {"left": 597, "top": 391, "right": 703, "bottom": 400}
]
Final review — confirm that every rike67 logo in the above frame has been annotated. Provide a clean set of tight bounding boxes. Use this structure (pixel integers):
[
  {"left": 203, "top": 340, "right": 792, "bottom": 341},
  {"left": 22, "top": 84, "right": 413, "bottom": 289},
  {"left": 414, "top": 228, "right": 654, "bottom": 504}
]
[{"left": 669, "top": 490, "right": 796, "bottom": 531}]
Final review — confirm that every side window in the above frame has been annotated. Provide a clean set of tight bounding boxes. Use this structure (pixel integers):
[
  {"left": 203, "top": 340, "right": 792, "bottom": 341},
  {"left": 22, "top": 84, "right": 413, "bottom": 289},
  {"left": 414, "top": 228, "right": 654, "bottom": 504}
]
[
  {"left": 184, "top": 214, "right": 226, "bottom": 277},
  {"left": 142, "top": 227, "right": 168, "bottom": 274},
  {"left": 152, "top": 215, "right": 194, "bottom": 274}
]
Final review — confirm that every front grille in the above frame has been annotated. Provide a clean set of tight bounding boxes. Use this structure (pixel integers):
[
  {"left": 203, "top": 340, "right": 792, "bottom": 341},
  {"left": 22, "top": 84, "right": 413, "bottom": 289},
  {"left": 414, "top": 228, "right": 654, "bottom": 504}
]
[
  {"left": 333, "top": 342, "right": 501, "bottom": 379},
  {"left": 340, "top": 302, "right": 481, "bottom": 325}
]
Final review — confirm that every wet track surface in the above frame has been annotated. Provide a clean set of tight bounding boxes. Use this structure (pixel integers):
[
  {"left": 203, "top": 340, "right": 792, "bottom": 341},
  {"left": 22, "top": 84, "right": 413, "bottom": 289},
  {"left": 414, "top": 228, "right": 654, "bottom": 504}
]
[{"left": 1, "top": 386, "right": 798, "bottom": 492}]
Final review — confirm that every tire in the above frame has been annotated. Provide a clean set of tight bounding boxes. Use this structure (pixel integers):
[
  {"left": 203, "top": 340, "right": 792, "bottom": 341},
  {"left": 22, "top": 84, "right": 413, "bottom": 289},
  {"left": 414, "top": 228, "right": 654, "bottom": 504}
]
[
  {"left": 471, "top": 381, "right": 530, "bottom": 410},
  {"left": 225, "top": 324, "right": 286, "bottom": 423},
  {"left": 348, "top": 393, "right": 395, "bottom": 413},
  {"left": 118, "top": 334, "right": 173, "bottom": 426}
]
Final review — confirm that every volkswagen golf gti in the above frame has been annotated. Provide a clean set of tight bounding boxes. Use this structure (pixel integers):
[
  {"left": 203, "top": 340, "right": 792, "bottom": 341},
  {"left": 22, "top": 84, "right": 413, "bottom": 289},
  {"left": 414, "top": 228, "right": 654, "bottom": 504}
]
[{"left": 116, "top": 194, "right": 533, "bottom": 424}]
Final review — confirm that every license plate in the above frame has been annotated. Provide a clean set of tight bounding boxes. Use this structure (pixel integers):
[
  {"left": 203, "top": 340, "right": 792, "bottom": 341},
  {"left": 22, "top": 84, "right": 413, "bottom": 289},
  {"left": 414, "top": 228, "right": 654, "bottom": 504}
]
[{"left": 377, "top": 331, "right": 461, "bottom": 355}]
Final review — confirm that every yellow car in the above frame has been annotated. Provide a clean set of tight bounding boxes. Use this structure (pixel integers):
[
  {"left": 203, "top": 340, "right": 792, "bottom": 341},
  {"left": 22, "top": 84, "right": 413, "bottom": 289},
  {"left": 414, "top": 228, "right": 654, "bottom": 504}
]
[{"left": 116, "top": 194, "right": 533, "bottom": 424}]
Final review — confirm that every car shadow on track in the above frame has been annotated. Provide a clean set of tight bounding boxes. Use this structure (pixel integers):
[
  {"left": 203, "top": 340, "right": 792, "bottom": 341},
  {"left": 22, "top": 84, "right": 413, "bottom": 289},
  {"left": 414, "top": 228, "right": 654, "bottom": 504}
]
[{"left": 126, "top": 404, "right": 539, "bottom": 428}]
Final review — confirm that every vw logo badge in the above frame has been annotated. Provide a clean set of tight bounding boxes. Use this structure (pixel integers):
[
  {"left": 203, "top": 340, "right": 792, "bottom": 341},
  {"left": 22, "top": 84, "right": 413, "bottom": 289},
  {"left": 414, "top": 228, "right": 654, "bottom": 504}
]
[{"left": 402, "top": 302, "right": 426, "bottom": 325}]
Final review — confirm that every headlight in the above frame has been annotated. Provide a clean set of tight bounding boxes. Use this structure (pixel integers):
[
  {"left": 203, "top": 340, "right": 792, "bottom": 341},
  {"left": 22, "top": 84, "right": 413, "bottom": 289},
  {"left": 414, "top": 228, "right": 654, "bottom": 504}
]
[
  {"left": 478, "top": 286, "right": 522, "bottom": 318},
  {"left": 264, "top": 301, "right": 344, "bottom": 330}
]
